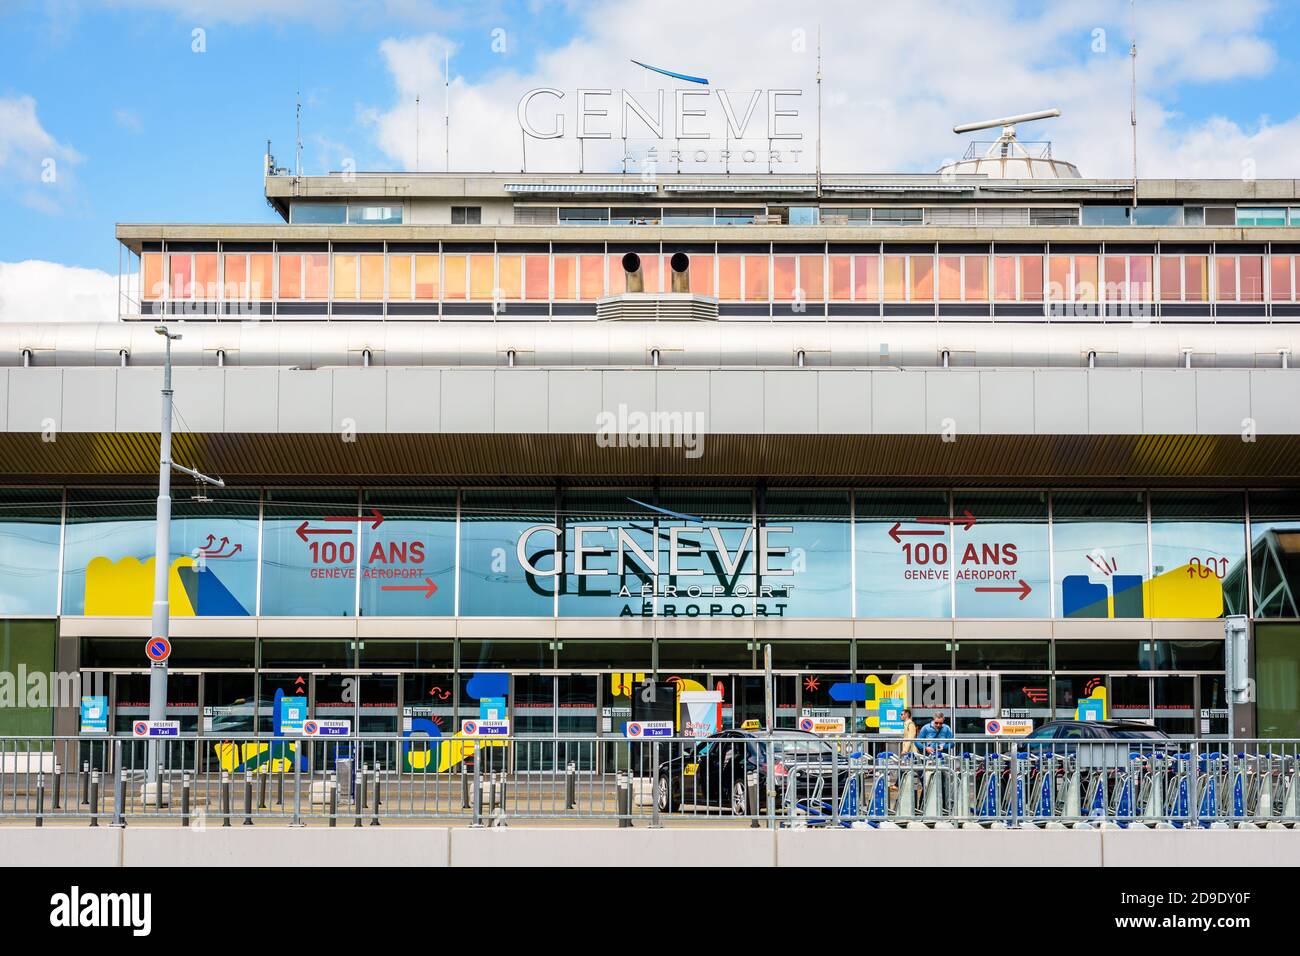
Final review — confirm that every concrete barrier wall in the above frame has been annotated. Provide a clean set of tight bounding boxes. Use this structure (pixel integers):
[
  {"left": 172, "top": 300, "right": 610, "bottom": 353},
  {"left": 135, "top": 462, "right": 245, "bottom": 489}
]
[{"left": 3, "top": 826, "right": 1298, "bottom": 867}]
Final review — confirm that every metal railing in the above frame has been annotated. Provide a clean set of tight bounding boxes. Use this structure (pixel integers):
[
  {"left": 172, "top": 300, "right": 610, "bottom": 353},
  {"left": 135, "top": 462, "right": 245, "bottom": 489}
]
[{"left": 1, "top": 734, "right": 1297, "bottom": 828}]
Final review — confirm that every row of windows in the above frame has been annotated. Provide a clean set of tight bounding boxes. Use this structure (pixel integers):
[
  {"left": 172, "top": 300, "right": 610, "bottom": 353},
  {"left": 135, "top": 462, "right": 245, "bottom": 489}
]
[
  {"left": 2, "top": 486, "right": 1298, "bottom": 621},
  {"left": 139, "top": 250, "right": 1299, "bottom": 304}
]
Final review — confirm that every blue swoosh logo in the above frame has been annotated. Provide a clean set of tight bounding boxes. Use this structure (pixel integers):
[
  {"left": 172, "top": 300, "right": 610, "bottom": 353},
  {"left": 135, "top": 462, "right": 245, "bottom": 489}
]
[
  {"left": 627, "top": 497, "right": 703, "bottom": 524},
  {"left": 630, "top": 59, "right": 709, "bottom": 86}
]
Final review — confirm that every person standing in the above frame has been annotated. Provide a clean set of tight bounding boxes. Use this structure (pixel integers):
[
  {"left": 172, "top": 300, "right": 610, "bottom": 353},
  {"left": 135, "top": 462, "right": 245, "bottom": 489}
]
[{"left": 900, "top": 708, "right": 918, "bottom": 756}]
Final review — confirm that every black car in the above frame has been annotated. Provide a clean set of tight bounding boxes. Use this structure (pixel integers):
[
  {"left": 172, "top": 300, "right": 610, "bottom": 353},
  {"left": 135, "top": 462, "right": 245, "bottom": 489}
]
[
  {"left": 1025, "top": 720, "right": 1169, "bottom": 741},
  {"left": 654, "top": 729, "right": 838, "bottom": 815}
]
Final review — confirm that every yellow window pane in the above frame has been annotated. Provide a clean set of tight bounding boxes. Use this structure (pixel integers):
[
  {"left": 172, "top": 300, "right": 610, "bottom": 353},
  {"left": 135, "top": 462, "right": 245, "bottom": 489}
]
[
  {"left": 853, "top": 256, "right": 878, "bottom": 301},
  {"left": 414, "top": 255, "right": 439, "bottom": 300},
  {"left": 360, "top": 254, "right": 385, "bottom": 299},
  {"left": 443, "top": 255, "right": 467, "bottom": 300},
  {"left": 469, "top": 255, "right": 495, "bottom": 300},
  {"left": 333, "top": 254, "right": 358, "bottom": 300},
  {"left": 883, "top": 256, "right": 906, "bottom": 301},
  {"left": 388, "top": 255, "right": 412, "bottom": 300},
  {"left": 498, "top": 256, "right": 522, "bottom": 299}
]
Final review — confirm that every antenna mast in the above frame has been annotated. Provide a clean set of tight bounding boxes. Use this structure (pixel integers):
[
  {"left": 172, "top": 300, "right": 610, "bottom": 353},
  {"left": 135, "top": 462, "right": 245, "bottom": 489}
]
[
  {"left": 415, "top": 94, "right": 421, "bottom": 171},
  {"left": 815, "top": 26, "right": 823, "bottom": 194},
  {"left": 294, "top": 86, "right": 302, "bottom": 177},
  {"left": 1130, "top": 0, "right": 1138, "bottom": 211},
  {"left": 444, "top": 48, "right": 451, "bottom": 172}
]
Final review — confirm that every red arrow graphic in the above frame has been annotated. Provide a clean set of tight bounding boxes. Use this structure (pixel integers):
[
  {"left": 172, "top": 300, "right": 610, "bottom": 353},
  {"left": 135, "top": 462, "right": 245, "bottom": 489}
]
[
  {"left": 887, "top": 522, "right": 946, "bottom": 544},
  {"left": 916, "top": 509, "right": 976, "bottom": 531},
  {"left": 974, "top": 579, "right": 1032, "bottom": 600},
  {"left": 296, "top": 521, "right": 353, "bottom": 542},
  {"left": 324, "top": 508, "right": 384, "bottom": 530},
  {"left": 380, "top": 577, "right": 438, "bottom": 599}
]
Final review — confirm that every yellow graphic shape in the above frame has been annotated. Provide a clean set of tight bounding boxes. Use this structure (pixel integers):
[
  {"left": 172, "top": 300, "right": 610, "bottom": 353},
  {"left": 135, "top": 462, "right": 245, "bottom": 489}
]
[
  {"left": 862, "top": 673, "right": 909, "bottom": 729},
  {"left": 610, "top": 672, "right": 646, "bottom": 698},
  {"left": 1143, "top": 564, "right": 1225, "bottom": 618},
  {"left": 85, "top": 556, "right": 196, "bottom": 616},
  {"left": 405, "top": 732, "right": 506, "bottom": 772},
  {"left": 668, "top": 677, "right": 708, "bottom": 731},
  {"left": 212, "top": 741, "right": 297, "bottom": 774},
  {"left": 1074, "top": 686, "right": 1108, "bottom": 721}
]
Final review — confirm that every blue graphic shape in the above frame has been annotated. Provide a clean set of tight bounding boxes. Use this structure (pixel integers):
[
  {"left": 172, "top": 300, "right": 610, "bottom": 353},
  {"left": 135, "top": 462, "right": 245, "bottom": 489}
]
[
  {"left": 465, "top": 671, "right": 509, "bottom": 700},
  {"left": 193, "top": 567, "right": 249, "bottom": 615},
  {"left": 1112, "top": 574, "right": 1144, "bottom": 617},
  {"left": 828, "top": 682, "right": 867, "bottom": 703},
  {"left": 1062, "top": 574, "right": 1109, "bottom": 618},
  {"left": 629, "top": 60, "right": 709, "bottom": 85}
]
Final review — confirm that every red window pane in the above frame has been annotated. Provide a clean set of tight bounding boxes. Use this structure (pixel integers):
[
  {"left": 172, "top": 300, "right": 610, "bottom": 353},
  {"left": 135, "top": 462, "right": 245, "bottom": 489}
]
[
  {"left": 1019, "top": 256, "right": 1043, "bottom": 301},
  {"left": 1159, "top": 257, "right": 1181, "bottom": 301},
  {"left": 1128, "top": 256, "right": 1152, "bottom": 300},
  {"left": 1240, "top": 255, "right": 1263, "bottom": 301},
  {"left": 1103, "top": 257, "right": 1126, "bottom": 301},
  {"left": 1215, "top": 256, "right": 1236, "bottom": 301},
  {"left": 1184, "top": 257, "right": 1207, "bottom": 301},
  {"left": 1270, "top": 256, "right": 1292, "bottom": 302},
  {"left": 524, "top": 255, "right": 549, "bottom": 300}
]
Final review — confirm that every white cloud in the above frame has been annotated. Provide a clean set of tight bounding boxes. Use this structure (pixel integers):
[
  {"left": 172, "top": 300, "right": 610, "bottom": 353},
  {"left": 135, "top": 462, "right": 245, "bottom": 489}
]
[
  {"left": 0, "top": 261, "right": 118, "bottom": 323},
  {"left": 361, "top": 0, "right": 1299, "bottom": 179},
  {"left": 0, "top": 95, "right": 83, "bottom": 213}
]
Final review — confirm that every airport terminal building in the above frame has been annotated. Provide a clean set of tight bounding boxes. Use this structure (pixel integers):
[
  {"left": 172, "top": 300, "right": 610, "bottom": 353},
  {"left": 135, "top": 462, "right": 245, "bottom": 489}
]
[{"left": 5, "top": 132, "right": 1300, "bottom": 757}]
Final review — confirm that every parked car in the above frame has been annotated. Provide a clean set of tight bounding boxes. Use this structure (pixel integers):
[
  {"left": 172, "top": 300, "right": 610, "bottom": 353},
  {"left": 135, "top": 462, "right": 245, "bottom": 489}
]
[
  {"left": 1024, "top": 720, "right": 1169, "bottom": 741},
  {"left": 654, "top": 729, "right": 840, "bottom": 814}
]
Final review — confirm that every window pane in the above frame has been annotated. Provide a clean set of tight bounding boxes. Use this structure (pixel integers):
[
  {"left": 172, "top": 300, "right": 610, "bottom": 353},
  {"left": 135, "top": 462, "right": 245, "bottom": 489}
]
[
  {"left": 1184, "top": 256, "right": 1207, "bottom": 301},
  {"left": 1240, "top": 255, "right": 1264, "bottom": 301},
  {"left": 963, "top": 255, "right": 988, "bottom": 300},
  {"left": 993, "top": 256, "right": 1015, "bottom": 300},
  {"left": 1074, "top": 256, "right": 1097, "bottom": 301},
  {"left": 278, "top": 254, "right": 302, "bottom": 300},
  {"left": 1159, "top": 256, "right": 1181, "bottom": 301},
  {"left": 358, "top": 489, "right": 456, "bottom": 616},
  {"left": 142, "top": 252, "right": 164, "bottom": 300},
  {"left": 952, "top": 490, "right": 1050, "bottom": 618},
  {"left": 938, "top": 256, "right": 962, "bottom": 301},
  {"left": 763, "top": 490, "right": 851, "bottom": 616},
  {"left": 304, "top": 253, "right": 329, "bottom": 299},
  {"left": 855, "top": 490, "right": 951, "bottom": 618},
  {"left": 1149, "top": 491, "right": 1246, "bottom": 618},
  {"left": 498, "top": 255, "right": 522, "bottom": 299},
  {"left": 743, "top": 255, "right": 768, "bottom": 300},
  {"left": 260, "top": 490, "right": 358, "bottom": 616},
  {"left": 1247, "top": 491, "right": 1300, "bottom": 617},
  {"left": 1270, "top": 255, "right": 1292, "bottom": 301},
  {"left": 578, "top": 254, "right": 604, "bottom": 300},
  {"left": 718, "top": 257, "right": 741, "bottom": 300},
  {"left": 290, "top": 203, "right": 346, "bottom": 224},
  {"left": 689, "top": 253, "right": 714, "bottom": 296},
  {"left": 553, "top": 255, "right": 576, "bottom": 299},
  {"left": 388, "top": 254, "right": 412, "bottom": 300},
  {"left": 773, "top": 255, "right": 796, "bottom": 299},
  {"left": 853, "top": 255, "right": 879, "bottom": 301},
  {"left": 1053, "top": 491, "right": 1149, "bottom": 619},
  {"left": 1048, "top": 256, "right": 1070, "bottom": 301},
  {"left": 469, "top": 254, "right": 494, "bottom": 300},
  {"left": 1128, "top": 256, "right": 1152, "bottom": 300},
  {"left": 909, "top": 256, "right": 934, "bottom": 300},
  {"left": 0, "top": 489, "right": 61, "bottom": 615},
  {"left": 169, "top": 254, "right": 192, "bottom": 299},
  {"left": 883, "top": 256, "right": 906, "bottom": 301},
  {"left": 443, "top": 255, "right": 467, "bottom": 300},
  {"left": 524, "top": 255, "right": 549, "bottom": 300},
  {"left": 222, "top": 254, "right": 246, "bottom": 300},
  {"left": 359, "top": 254, "right": 384, "bottom": 299},
  {"left": 249, "top": 254, "right": 273, "bottom": 301},
  {"left": 194, "top": 254, "right": 217, "bottom": 299},
  {"left": 414, "top": 255, "right": 439, "bottom": 300},
  {"left": 332, "top": 254, "right": 357, "bottom": 300},
  {"left": 459, "top": 489, "right": 556, "bottom": 616},
  {"left": 1103, "top": 256, "right": 1126, "bottom": 300},
  {"left": 1019, "top": 255, "right": 1043, "bottom": 301},
  {"left": 799, "top": 255, "right": 824, "bottom": 300},
  {"left": 829, "top": 255, "right": 852, "bottom": 300},
  {"left": 1215, "top": 256, "right": 1236, "bottom": 300}
]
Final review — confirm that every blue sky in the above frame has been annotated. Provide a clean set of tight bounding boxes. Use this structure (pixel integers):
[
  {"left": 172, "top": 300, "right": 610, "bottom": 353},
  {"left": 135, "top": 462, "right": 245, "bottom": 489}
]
[{"left": 3, "top": 0, "right": 1300, "bottom": 286}]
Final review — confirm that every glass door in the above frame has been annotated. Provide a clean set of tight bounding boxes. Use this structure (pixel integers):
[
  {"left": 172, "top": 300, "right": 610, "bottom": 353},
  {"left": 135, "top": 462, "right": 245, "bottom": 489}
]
[
  {"left": 512, "top": 674, "right": 555, "bottom": 772},
  {"left": 557, "top": 674, "right": 598, "bottom": 771}
]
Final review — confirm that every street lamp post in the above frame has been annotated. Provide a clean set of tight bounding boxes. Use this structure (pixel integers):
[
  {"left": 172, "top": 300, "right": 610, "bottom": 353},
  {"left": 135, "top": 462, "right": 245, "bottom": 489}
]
[{"left": 147, "top": 327, "right": 224, "bottom": 784}]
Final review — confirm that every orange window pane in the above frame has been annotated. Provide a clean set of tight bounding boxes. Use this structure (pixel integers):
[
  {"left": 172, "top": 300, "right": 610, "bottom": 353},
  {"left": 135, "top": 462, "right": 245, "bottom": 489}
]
[
  {"left": 1019, "top": 256, "right": 1043, "bottom": 301},
  {"left": 853, "top": 256, "right": 879, "bottom": 301},
  {"left": 443, "top": 255, "right": 467, "bottom": 300},
  {"left": 1048, "top": 256, "right": 1070, "bottom": 301},
  {"left": 642, "top": 255, "right": 662, "bottom": 293},
  {"left": 963, "top": 255, "right": 988, "bottom": 301},
  {"left": 1074, "top": 256, "right": 1097, "bottom": 301},
  {"left": 689, "top": 254, "right": 714, "bottom": 296},
  {"left": 938, "top": 256, "right": 962, "bottom": 301},
  {"left": 579, "top": 255, "right": 605, "bottom": 300},
  {"left": 883, "top": 256, "right": 906, "bottom": 301},
  {"left": 498, "top": 256, "right": 522, "bottom": 299},
  {"left": 222, "top": 255, "right": 246, "bottom": 300},
  {"left": 799, "top": 256, "right": 824, "bottom": 300},
  {"left": 553, "top": 256, "right": 576, "bottom": 299},
  {"left": 194, "top": 254, "right": 218, "bottom": 299},
  {"left": 304, "top": 254, "right": 329, "bottom": 299},
  {"left": 524, "top": 255, "right": 549, "bottom": 300},
  {"left": 1270, "top": 256, "right": 1292, "bottom": 302},
  {"left": 388, "top": 255, "right": 412, "bottom": 300},
  {"left": 909, "top": 256, "right": 934, "bottom": 301},
  {"left": 169, "top": 254, "right": 192, "bottom": 299},
  {"left": 1159, "top": 257, "right": 1181, "bottom": 301},
  {"left": 414, "top": 255, "right": 439, "bottom": 300},
  {"left": 333, "top": 254, "right": 357, "bottom": 300},
  {"left": 1128, "top": 256, "right": 1153, "bottom": 300},
  {"left": 142, "top": 253, "right": 163, "bottom": 300},
  {"left": 1240, "top": 255, "right": 1264, "bottom": 301},
  {"left": 743, "top": 255, "right": 768, "bottom": 301},
  {"left": 469, "top": 254, "right": 494, "bottom": 300},
  {"left": 277, "top": 255, "right": 302, "bottom": 300},
  {"left": 993, "top": 256, "right": 1016, "bottom": 300},
  {"left": 1103, "top": 256, "right": 1126, "bottom": 301},
  {"left": 1184, "top": 256, "right": 1207, "bottom": 301},
  {"left": 249, "top": 254, "right": 273, "bottom": 300},
  {"left": 718, "top": 257, "right": 742, "bottom": 300},
  {"left": 773, "top": 256, "right": 797, "bottom": 299},
  {"left": 829, "top": 256, "right": 852, "bottom": 300}
]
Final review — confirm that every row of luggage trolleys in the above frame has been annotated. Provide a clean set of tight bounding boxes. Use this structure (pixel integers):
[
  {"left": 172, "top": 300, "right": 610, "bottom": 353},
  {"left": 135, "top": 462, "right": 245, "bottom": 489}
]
[{"left": 782, "top": 748, "right": 1300, "bottom": 828}]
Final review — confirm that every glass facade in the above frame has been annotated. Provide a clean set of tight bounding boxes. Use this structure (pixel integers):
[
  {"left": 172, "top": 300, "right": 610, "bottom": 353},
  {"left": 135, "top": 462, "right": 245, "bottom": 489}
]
[{"left": 0, "top": 485, "right": 1285, "bottom": 621}]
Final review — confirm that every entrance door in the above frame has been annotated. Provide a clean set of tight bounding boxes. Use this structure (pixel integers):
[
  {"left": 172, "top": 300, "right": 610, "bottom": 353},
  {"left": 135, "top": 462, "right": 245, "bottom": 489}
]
[
  {"left": 513, "top": 674, "right": 555, "bottom": 772},
  {"left": 557, "top": 674, "right": 598, "bottom": 771}
]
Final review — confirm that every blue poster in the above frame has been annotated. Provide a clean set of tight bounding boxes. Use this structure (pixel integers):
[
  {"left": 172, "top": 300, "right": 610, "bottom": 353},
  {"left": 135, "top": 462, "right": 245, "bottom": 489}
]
[
  {"left": 479, "top": 696, "right": 507, "bottom": 721},
  {"left": 80, "top": 696, "right": 108, "bottom": 734},
  {"left": 279, "top": 695, "right": 308, "bottom": 735}
]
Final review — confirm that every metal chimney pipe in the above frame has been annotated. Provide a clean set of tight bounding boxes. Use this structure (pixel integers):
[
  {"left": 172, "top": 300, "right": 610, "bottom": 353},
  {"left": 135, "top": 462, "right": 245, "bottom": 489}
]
[
  {"left": 621, "top": 252, "right": 644, "bottom": 293},
  {"left": 669, "top": 252, "right": 690, "bottom": 293}
]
